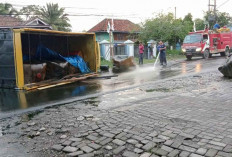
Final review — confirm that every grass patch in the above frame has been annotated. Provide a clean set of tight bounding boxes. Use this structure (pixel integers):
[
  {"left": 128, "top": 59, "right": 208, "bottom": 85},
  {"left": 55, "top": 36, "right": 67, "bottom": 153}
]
[
  {"left": 167, "top": 53, "right": 185, "bottom": 60},
  {"left": 166, "top": 49, "right": 181, "bottom": 55},
  {"left": 134, "top": 54, "right": 185, "bottom": 64},
  {"left": 134, "top": 57, "right": 156, "bottom": 64},
  {"left": 166, "top": 50, "right": 185, "bottom": 60},
  {"left": 100, "top": 58, "right": 113, "bottom": 68},
  {"left": 100, "top": 50, "right": 185, "bottom": 68}
]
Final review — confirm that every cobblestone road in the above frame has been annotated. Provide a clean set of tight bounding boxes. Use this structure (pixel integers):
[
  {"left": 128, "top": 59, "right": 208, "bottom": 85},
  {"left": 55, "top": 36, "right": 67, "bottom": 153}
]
[{"left": 1, "top": 70, "right": 232, "bottom": 157}]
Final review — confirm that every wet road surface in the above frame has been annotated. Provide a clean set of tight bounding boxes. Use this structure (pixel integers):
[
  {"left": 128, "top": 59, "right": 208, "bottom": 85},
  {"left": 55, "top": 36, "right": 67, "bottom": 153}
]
[{"left": 0, "top": 56, "right": 226, "bottom": 114}]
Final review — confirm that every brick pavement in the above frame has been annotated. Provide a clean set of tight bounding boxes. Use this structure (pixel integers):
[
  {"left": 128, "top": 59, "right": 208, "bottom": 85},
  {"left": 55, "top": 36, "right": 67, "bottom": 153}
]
[{"left": 1, "top": 70, "right": 232, "bottom": 157}]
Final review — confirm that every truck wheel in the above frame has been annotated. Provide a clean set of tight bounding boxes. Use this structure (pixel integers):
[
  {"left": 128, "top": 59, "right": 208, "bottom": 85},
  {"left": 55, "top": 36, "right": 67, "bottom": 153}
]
[
  {"left": 220, "top": 52, "right": 225, "bottom": 56},
  {"left": 186, "top": 56, "right": 192, "bottom": 60},
  {"left": 203, "top": 49, "right": 209, "bottom": 59},
  {"left": 209, "top": 53, "right": 212, "bottom": 58}
]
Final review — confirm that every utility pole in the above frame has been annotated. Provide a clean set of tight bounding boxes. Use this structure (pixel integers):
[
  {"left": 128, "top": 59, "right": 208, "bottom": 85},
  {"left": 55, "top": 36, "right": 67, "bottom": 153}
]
[
  {"left": 214, "top": 0, "right": 217, "bottom": 22},
  {"left": 110, "top": 31, "right": 114, "bottom": 59},
  {"left": 174, "top": 7, "right": 176, "bottom": 20},
  {"left": 107, "top": 19, "right": 114, "bottom": 59},
  {"left": 208, "top": 0, "right": 217, "bottom": 27},
  {"left": 208, "top": 0, "right": 216, "bottom": 12},
  {"left": 208, "top": 0, "right": 217, "bottom": 20}
]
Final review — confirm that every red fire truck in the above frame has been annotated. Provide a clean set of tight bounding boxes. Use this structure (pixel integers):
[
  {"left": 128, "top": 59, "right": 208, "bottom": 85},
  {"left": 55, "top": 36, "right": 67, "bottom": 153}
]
[{"left": 181, "top": 29, "right": 232, "bottom": 60}]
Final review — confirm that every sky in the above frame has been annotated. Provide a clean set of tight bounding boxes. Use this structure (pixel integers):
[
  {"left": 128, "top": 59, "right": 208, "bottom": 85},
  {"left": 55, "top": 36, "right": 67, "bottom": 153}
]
[{"left": 2, "top": 0, "right": 232, "bottom": 32}]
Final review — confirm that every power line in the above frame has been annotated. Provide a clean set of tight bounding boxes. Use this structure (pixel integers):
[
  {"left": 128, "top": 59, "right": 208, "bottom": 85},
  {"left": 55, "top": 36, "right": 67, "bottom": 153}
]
[
  {"left": 217, "top": 0, "right": 230, "bottom": 9},
  {"left": 0, "top": 13, "right": 143, "bottom": 19},
  {"left": 9, "top": 3, "right": 108, "bottom": 11},
  {"left": 4, "top": 3, "right": 143, "bottom": 19}
]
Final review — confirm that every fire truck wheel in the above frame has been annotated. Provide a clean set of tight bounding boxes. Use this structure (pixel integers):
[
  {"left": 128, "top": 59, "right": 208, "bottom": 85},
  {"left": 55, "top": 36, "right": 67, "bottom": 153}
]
[
  {"left": 220, "top": 52, "right": 225, "bottom": 56},
  {"left": 209, "top": 53, "right": 212, "bottom": 58},
  {"left": 186, "top": 56, "right": 192, "bottom": 60},
  {"left": 203, "top": 49, "right": 209, "bottom": 59}
]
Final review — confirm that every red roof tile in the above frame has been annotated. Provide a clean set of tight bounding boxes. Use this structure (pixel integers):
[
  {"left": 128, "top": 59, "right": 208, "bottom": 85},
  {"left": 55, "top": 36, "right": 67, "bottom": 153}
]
[
  {"left": 88, "top": 18, "right": 141, "bottom": 33},
  {"left": 0, "top": 15, "right": 22, "bottom": 27}
]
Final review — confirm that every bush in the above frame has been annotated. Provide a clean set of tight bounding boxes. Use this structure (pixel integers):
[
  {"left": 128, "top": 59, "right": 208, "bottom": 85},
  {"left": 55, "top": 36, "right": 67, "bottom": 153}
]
[{"left": 166, "top": 49, "right": 182, "bottom": 55}]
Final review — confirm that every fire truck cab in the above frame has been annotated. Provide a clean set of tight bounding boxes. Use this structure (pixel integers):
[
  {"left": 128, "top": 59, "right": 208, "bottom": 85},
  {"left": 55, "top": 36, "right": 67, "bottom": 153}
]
[{"left": 181, "top": 29, "right": 232, "bottom": 60}]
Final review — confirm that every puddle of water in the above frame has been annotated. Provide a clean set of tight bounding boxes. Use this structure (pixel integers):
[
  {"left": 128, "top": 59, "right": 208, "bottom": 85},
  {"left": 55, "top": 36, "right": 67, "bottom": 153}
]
[
  {"left": 0, "top": 61, "right": 203, "bottom": 113},
  {"left": 182, "top": 62, "right": 187, "bottom": 74},
  {"left": 195, "top": 63, "right": 202, "bottom": 73},
  {"left": 99, "top": 65, "right": 183, "bottom": 91},
  {"left": 0, "top": 82, "right": 101, "bottom": 112}
]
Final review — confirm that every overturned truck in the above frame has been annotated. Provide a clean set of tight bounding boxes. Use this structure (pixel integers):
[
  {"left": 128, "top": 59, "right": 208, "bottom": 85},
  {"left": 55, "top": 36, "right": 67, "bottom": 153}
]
[{"left": 0, "top": 28, "right": 100, "bottom": 90}]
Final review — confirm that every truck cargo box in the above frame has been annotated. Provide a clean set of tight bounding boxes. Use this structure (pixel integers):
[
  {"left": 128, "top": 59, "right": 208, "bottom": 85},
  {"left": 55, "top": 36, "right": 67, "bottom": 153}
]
[{"left": 0, "top": 28, "right": 100, "bottom": 90}]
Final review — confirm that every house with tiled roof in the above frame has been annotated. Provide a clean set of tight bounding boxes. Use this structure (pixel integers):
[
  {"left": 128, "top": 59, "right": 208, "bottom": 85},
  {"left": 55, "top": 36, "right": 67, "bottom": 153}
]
[
  {"left": 0, "top": 15, "right": 52, "bottom": 29},
  {"left": 88, "top": 18, "right": 141, "bottom": 43}
]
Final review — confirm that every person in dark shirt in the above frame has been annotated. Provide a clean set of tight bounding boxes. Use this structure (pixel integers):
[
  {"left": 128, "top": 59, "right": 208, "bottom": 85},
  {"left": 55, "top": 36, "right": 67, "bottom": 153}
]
[{"left": 157, "top": 41, "right": 167, "bottom": 66}]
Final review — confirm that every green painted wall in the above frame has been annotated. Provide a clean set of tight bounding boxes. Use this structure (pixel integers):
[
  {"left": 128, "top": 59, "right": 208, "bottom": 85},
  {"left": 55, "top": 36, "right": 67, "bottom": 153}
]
[{"left": 95, "top": 32, "right": 110, "bottom": 42}]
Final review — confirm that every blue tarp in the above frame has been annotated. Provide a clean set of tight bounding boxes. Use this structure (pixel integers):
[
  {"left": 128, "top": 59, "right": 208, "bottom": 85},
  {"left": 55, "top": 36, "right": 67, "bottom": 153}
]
[
  {"left": 33, "top": 45, "right": 91, "bottom": 74},
  {"left": 62, "top": 55, "right": 91, "bottom": 73},
  {"left": 36, "top": 45, "right": 63, "bottom": 61}
]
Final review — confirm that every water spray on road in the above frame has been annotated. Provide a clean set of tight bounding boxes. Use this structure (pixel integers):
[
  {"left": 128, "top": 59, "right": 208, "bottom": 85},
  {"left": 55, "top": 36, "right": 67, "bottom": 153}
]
[{"left": 154, "top": 51, "right": 160, "bottom": 69}]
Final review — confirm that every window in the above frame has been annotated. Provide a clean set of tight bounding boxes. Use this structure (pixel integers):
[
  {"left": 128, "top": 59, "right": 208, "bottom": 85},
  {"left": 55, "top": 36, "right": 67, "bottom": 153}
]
[{"left": 117, "top": 34, "right": 124, "bottom": 40}]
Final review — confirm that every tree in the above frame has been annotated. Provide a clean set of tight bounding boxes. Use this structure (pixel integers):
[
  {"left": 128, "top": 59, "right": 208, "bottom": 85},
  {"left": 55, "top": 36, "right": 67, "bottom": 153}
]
[
  {"left": 139, "top": 12, "right": 191, "bottom": 46},
  {"left": 194, "top": 18, "right": 205, "bottom": 30},
  {"left": 0, "top": 3, "right": 19, "bottom": 17},
  {"left": 20, "top": 5, "right": 40, "bottom": 20},
  {"left": 39, "top": 3, "right": 71, "bottom": 31},
  {"left": 183, "top": 13, "right": 193, "bottom": 25},
  {"left": 204, "top": 11, "right": 232, "bottom": 29},
  {"left": 183, "top": 13, "right": 194, "bottom": 32}
]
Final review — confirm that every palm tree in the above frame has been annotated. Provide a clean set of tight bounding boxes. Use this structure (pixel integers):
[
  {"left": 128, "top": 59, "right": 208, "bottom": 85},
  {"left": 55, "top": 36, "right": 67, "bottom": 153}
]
[
  {"left": 0, "top": 3, "right": 19, "bottom": 17},
  {"left": 39, "top": 3, "right": 71, "bottom": 32},
  {"left": 20, "top": 5, "right": 40, "bottom": 20}
]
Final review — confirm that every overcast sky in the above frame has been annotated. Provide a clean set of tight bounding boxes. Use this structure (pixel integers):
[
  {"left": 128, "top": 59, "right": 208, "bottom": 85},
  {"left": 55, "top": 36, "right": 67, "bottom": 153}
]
[{"left": 3, "top": 0, "right": 232, "bottom": 32}]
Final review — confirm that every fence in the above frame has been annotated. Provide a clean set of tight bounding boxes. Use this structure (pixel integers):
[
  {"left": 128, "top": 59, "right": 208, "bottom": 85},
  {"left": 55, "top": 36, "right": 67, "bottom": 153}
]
[
  {"left": 101, "top": 42, "right": 155, "bottom": 60},
  {"left": 134, "top": 44, "right": 151, "bottom": 59},
  {"left": 113, "top": 44, "right": 152, "bottom": 59}
]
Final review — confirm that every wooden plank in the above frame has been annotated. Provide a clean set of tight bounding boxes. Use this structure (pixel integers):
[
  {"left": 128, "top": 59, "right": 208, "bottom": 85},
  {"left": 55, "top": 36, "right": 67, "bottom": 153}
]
[
  {"left": 25, "top": 73, "right": 98, "bottom": 91},
  {"left": 37, "top": 82, "right": 68, "bottom": 90}
]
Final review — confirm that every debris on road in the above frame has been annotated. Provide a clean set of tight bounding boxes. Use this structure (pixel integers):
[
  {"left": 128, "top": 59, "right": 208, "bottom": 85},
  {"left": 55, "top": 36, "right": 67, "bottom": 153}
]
[
  {"left": 112, "top": 55, "right": 136, "bottom": 73},
  {"left": 100, "top": 65, "right": 110, "bottom": 72},
  {"left": 218, "top": 55, "right": 232, "bottom": 78}
]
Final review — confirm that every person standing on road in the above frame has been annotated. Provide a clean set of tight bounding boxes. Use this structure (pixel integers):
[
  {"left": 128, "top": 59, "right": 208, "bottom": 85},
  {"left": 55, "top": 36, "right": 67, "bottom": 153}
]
[
  {"left": 157, "top": 41, "right": 167, "bottom": 66},
  {"left": 139, "top": 42, "right": 144, "bottom": 65}
]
